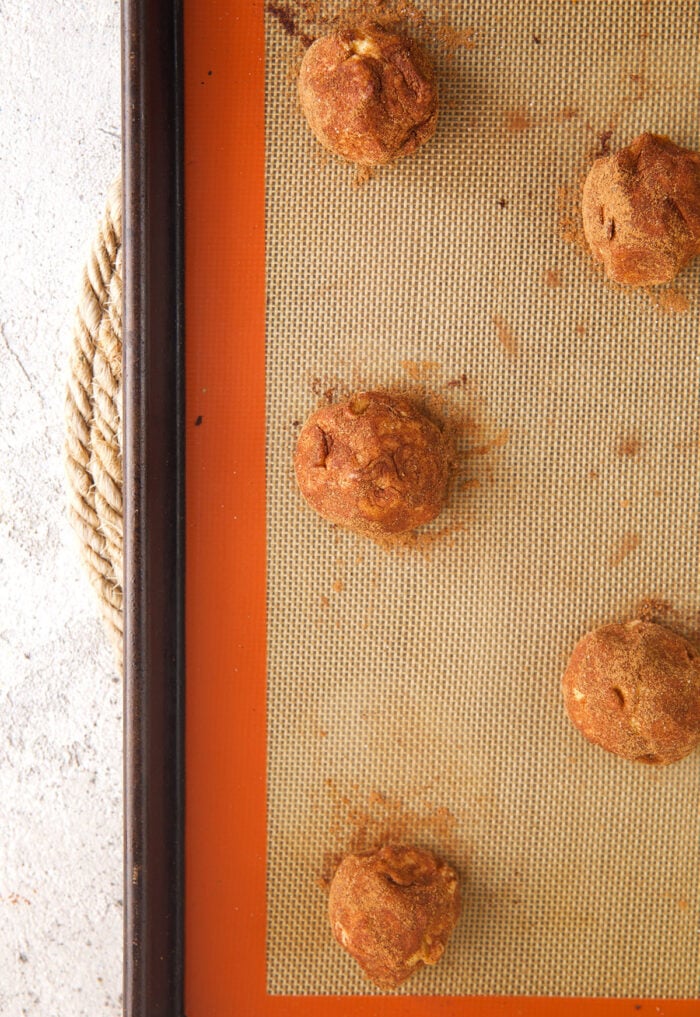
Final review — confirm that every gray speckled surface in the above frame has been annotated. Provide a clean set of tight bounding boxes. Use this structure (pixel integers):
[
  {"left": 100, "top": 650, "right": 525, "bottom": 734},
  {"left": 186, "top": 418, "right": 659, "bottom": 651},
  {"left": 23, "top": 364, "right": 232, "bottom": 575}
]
[{"left": 0, "top": 1, "right": 122, "bottom": 1014}]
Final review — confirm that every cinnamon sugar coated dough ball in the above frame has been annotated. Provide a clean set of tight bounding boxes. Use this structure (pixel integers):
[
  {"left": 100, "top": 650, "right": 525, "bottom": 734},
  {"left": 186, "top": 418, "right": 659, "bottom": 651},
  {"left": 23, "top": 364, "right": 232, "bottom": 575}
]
[
  {"left": 582, "top": 132, "right": 700, "bottom": 286},
  {"left": 297, "top": 23, "right": 438, "bottom": 166},
  {"left": 328, "top": 845, "right": 461, "bottom": 989},
  {"left": 294, "top": 391, "right": 450, "bottom": 536},
  {"left": 562, "top": 620, "right": 700, "bottom": 765}
]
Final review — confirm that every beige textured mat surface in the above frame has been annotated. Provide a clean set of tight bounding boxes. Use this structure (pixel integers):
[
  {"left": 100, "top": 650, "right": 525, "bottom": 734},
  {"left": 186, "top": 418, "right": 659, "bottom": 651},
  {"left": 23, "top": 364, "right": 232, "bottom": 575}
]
[{"left": 265, "top": 0, "right": 700, "bottom": 997}]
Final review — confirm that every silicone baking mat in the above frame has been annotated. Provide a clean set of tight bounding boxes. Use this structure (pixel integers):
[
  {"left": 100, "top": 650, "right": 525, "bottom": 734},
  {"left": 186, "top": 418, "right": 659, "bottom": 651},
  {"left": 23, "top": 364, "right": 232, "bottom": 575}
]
[
  {"left": 183, "top": 0, "right": 699, "bottom": 1012},
  {"left": 264, "top": 0, "right": 699, "bottom": 999}
]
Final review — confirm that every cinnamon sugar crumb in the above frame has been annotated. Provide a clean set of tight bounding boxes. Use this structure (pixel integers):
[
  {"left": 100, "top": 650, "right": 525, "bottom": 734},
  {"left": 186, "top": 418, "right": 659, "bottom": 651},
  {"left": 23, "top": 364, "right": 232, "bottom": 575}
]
[{"left": 595, "top": 129, "right": 614, "bottom": 158}]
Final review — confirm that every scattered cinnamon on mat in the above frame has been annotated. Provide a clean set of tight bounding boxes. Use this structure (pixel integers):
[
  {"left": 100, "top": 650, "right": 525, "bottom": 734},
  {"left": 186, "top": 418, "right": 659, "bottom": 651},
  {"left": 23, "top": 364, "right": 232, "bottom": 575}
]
[
  {"left": 637, "top": 597, "right": 673, "bottom": 623},
  {"left": 542, "top": 268, "right": 562, "bottom": 289},
  {"left": 319, "top": 784, "right": 460, "bottom": 891},
  {"left": 505, "top": 107, "right": 531, "bottom": 133},
  {"left": 650, "top": 288, "right": 691, "bottom": 313},
  {"left": 609, "top": 532, "right": 640, "bottom": 567},
  {"left": 401, "top": 359, "right": 439, "bottom": 381},
  {"left": 493, "top": 314, "right": 518, "bottom": 358},
  {"left": 617, "top": 437, "right": 640, "bottom": 457}
]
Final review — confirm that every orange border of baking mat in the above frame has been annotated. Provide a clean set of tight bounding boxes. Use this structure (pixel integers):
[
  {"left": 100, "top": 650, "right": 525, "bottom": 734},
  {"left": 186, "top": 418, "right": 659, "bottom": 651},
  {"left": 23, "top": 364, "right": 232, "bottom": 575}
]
[{"left": 183, "top": 1, "right": 696, "bottom": 1013}]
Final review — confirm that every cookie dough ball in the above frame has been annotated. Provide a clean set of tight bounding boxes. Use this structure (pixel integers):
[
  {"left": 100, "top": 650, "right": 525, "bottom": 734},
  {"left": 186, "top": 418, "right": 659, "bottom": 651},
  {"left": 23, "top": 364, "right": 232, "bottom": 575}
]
[
  {"left": 582, "top": 133, "right": 700, "bottom": 287},
  {"left": 298, "top": 22, "right": 438, "bottom": 166},
  {"left": 328, "top": 844, "right": 461, "bottom": 989},
  {"left": 562, "top": 620, "right": 700, "bottom": 765},
  {"left": 294, "top": 390, "right": 450, "bottom": 536}
]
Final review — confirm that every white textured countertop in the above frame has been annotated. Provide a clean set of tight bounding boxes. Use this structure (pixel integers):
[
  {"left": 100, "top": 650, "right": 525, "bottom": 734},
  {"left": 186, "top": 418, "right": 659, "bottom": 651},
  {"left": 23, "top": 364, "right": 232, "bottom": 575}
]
[{"left": 1, "top": 2, "right": 123, "bottom": 1013}]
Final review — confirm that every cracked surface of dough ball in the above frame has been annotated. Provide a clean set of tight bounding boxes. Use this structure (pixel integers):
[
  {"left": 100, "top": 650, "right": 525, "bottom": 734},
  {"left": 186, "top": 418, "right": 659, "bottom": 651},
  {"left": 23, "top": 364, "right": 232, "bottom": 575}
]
[
  {"left": 328, "top": 844, "right": 461, "bottom": 989},
  {"left": 297, "top": 23, "right": 438, "bottom": 166},
  {"left": 562, "top": 620, "right": 700, "bottom": 765},
  {"left": 294, "top": 390, "right": 450, "bottom": 536},
  {"left": 582, "top": 133, "right": 700, "bottom": 287}
]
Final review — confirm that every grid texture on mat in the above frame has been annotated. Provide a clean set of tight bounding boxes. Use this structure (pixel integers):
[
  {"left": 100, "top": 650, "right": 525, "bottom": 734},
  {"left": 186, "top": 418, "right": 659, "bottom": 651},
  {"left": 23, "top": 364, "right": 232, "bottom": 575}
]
[{"left": 265, "top": 0, "right": 700, "bottom": 997}]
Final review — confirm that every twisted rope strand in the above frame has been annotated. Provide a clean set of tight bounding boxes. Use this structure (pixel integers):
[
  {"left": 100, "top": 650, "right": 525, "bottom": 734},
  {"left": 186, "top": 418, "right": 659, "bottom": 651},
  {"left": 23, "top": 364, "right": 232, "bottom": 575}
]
[{"left": 65, "top": 178, "right": 124, "bottom": 667}]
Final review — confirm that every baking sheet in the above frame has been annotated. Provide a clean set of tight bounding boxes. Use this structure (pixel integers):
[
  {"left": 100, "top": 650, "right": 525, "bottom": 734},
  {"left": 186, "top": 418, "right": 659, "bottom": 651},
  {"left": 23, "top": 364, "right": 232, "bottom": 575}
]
[{"left": 265, "top": 0, "right": 700, "bottom": 998}]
